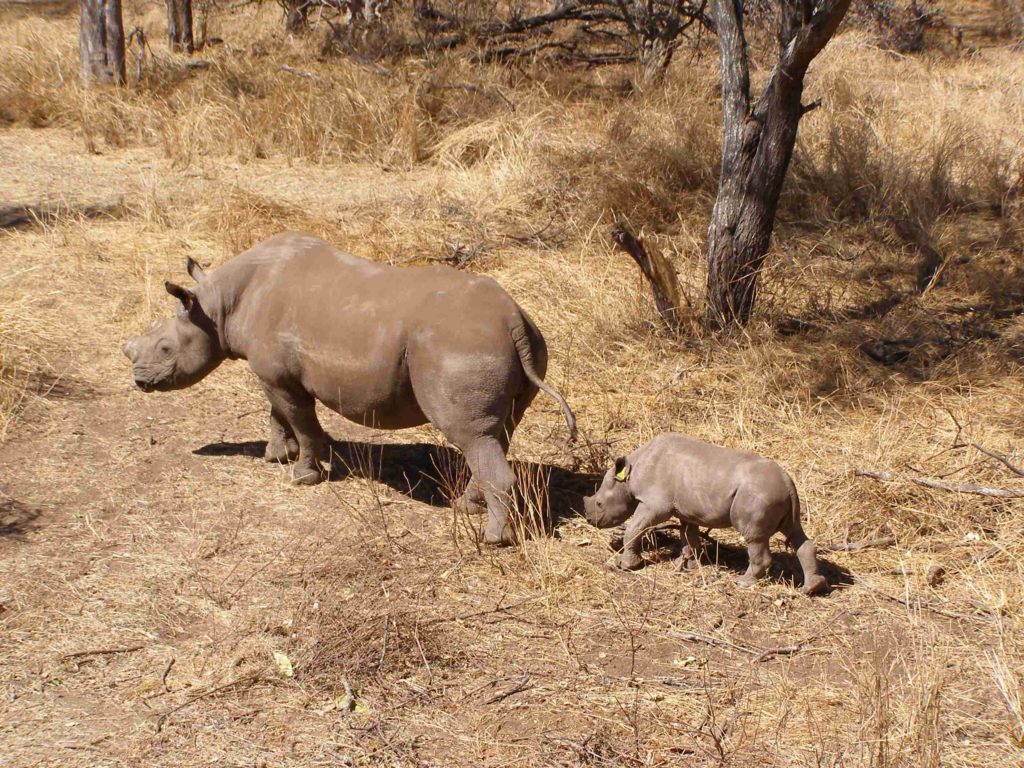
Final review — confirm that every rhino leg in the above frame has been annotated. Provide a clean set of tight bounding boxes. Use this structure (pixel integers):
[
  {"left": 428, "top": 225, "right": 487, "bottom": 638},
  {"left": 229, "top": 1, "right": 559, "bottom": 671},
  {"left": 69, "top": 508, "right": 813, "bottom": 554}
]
[
  {"left": 454, "top": 399, "right": 530, "bottom": 519},
  {"left": 737, "top": 538, "right": 772, "bottom": 588},
  {"left": 620, "top": 502, "right": 672, "bottom": 571},
  {"left": 453, "top": 480, "right": 487, "bottom": 516},
  {"left": 462, "top": 436, "right": 516, "bottom": 546},
  {"left": 261, "top": 383, "right": 326, "bottom": 485},
  {"left": 265, "top": 406, "right": 300, "bottom": 463},
  {"left": 781, "top": 518, "right": 827, "bottom": 596},
  {"left": 674, "top": 523, "right": 705, "bottom": 571}
]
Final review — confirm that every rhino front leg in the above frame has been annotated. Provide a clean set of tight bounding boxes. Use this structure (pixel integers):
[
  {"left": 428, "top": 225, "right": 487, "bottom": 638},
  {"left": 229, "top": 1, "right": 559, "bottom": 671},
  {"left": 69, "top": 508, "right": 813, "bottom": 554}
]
[
  {"left": 737, "top": 538, "right": 772, "bottom": 588},
  {"left": 453, "top": 478, "right": 487, "bottom": 516},
  {"left": 265, "top": 406, "right": 300, "bottom": 464},
  {"left": 621, "top": 502, "right": 672, "bottom": 571},
  {"left": 261, "top": 383, "right": 326, "bottom": 485}
]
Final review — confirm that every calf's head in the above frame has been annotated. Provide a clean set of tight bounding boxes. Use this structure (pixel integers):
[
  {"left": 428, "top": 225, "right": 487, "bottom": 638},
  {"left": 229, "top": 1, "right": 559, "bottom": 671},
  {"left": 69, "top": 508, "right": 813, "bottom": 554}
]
[
  {"left": 122, "top": 259, "right": 224, "bottom": 392},
  {"left": 583, "top": 457, "right": 637, "bottom": 528}
]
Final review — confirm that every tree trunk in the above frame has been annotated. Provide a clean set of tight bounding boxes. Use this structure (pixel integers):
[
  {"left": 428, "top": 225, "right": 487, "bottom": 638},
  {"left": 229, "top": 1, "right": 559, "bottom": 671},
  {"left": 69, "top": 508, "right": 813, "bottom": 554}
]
[
  {"left": 638, "top": 36, "right": 674, "bottom": 85},
  {"left": 1005, "top": 0, "right": 1024, "bottom": 38},
  {"left": 79, "top": 0, "right": 126, "bottom": 85},
  {"left": 705, "top": 0, "right": 852, "bottom": 328},
  {"left": 166, "top": 0, "right": 194, "bottom": 52}
]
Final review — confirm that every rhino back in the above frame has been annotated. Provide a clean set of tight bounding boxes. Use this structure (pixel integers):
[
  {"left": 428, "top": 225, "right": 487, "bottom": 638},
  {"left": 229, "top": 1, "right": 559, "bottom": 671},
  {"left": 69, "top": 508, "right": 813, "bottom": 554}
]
[
  {"left": 633, "top": 433, "right": 789, "bottom": 527},
  {"left": 220, "top": 232, "right": 525, "bottom": 426}
]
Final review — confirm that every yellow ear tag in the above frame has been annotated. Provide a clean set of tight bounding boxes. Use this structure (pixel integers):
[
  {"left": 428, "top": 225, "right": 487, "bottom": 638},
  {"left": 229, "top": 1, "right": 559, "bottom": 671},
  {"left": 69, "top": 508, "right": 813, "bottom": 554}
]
[{"left": 615, "top": 465, "right": 630, "bottom": 482}]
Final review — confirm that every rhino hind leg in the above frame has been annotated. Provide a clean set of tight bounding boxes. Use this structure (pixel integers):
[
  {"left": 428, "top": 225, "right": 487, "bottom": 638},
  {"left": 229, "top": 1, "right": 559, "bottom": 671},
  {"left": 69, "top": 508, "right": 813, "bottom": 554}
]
[
  {"left": 675, "top": 523, "right": 706, "bottom": 571},
  {"left": 461, "top": 436, "right": 516, "bottom": 546},
  {"left": 781, "top": 518, "right": 828, "bottom": 596},
  {"left": 260, "top": 383, "right": 327, "bottom": 485},
  {"left": 265, "top": 406, "right": 300, "bottom": 464}
]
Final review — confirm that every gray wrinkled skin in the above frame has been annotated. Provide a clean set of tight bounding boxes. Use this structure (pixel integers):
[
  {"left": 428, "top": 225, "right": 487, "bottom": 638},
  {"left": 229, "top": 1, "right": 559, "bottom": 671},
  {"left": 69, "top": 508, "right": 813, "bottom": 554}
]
[
  {"left": 123, "top": 232, "right": 577, "bottom": 546},
  {"left": 583, "top": 434, "right": 827, "bottom": 595}
]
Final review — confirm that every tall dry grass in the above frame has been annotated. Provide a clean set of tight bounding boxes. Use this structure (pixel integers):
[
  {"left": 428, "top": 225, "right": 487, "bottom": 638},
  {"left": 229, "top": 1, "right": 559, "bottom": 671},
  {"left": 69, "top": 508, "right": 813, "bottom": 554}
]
[{"left": 2, "top": 2, "right": 1024, "bottom": 765}]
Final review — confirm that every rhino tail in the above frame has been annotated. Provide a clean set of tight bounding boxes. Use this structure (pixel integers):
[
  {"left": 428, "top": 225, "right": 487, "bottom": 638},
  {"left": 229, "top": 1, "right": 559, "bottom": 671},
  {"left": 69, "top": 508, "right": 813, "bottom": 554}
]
[
  {"left": 511, "top": 318, "right": 578, "bottom": 442},
  {"left": 778, "top": 473, "right": 803, "bottom": 541}
]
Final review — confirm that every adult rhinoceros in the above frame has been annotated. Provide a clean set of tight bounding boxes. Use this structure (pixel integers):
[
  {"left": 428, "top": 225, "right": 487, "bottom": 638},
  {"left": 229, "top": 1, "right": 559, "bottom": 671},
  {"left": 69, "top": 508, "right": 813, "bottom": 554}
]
[{"left": 122, "top": 231, "right": 576, "bottom": 545}]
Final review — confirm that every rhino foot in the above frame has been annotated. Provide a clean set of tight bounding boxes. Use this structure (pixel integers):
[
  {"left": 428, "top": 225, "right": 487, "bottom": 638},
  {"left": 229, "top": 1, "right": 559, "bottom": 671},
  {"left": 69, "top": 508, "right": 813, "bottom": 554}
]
[
  {"left": 801, "top": 575, "right": 828, "bottom": 596},
  {"left": 673, "top": 555, "right": 700, "bottom": 572},
  {"left": 265, "top": 438, "right": 300, "bottom": 464},
  {"left": 452, "top": 494, "right": 487, "bottom": 517},
  {"left": 482, "top": 519, "right": 515, "bottom": 547},
  {"left": 619, "top": 553, "right": 645, "bottom": 571},
  {"left": 291, "top": 465, "right": 325, "bottom": 485}
]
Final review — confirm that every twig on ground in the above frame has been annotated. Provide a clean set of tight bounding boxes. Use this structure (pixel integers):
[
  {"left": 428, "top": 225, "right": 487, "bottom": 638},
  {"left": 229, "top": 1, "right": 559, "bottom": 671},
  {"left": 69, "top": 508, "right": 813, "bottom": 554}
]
[
  {"left": 161, "top": 657, "right": 175, "bottom": 692},
  {"left": 280, "top": 64, "right": 321, "bottom": 80},
  {"left": 970, "top": 443, "right": 1024, "bottom": 478},
  {"left": 820, "top": 537, "right": 896, "bottom": 552},
  {"left": 155, "top": 672, "right": 264, "bottom": 732},
  {"left": 484, "top": 674, "right": 532, "bottom": 704},
  {"left": 61, "top": 644, "right": 145, "bottom": 661},
  {"left": 854, "top": 468, "right": 1024, "bottom": 498}
]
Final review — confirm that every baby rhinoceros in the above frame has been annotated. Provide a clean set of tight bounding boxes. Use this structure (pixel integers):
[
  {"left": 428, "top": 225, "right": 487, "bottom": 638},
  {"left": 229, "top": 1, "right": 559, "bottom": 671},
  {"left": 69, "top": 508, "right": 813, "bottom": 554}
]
[{"left": 583, "top": 434, "right": 827, "bottom": 595}]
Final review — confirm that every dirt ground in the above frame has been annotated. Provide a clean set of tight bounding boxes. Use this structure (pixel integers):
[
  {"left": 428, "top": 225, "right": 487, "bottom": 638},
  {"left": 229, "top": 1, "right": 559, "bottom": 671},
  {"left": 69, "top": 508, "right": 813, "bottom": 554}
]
[{"left": 2, "top": 2, "right": 1024, "bottom": 766}]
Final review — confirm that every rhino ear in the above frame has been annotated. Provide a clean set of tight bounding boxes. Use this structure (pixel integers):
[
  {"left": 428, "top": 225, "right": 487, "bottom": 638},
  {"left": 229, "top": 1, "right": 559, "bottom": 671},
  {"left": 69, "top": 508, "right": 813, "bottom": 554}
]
[
  {"left": 186, "top": 257, "right": 206, "bottom": 282},
  {"left": 613, "top": 456, "right": 631, "bottom": 482},
  {"left": 165, "top": 281, "right": 196, "bottom": 311}
]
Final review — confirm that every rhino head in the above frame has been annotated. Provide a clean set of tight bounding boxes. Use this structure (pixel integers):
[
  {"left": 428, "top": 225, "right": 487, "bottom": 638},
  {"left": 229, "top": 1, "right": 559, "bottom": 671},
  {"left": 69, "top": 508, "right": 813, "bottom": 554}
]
[
  {"left": 582, "top": 456, "right": 638, "bottom": 528},
  {"left": 122, "top": 258, "right": 225, "bottom": 392}
]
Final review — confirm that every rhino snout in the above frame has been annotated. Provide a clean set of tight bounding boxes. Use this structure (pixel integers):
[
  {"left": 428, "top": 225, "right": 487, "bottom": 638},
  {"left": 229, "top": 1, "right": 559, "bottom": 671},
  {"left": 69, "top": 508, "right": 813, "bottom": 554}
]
[
  {"left": 122, "top": 339, "right": 139, "bottom": 363},
  {"left": 582, "top": 494, "right": 599, "bottom": 523}
]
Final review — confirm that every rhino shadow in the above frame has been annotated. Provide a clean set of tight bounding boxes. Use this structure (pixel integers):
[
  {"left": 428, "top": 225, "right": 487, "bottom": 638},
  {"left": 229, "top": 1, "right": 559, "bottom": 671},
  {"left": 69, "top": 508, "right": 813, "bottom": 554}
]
[
  {"left": 194, "top": 437, "right": 601, "bottom": 524},
  {"left": 0, "top": 500, "right": 43, "bottom": 541},
  {"left": 632, "top": 527, "right": 854, "bottom": 591}
]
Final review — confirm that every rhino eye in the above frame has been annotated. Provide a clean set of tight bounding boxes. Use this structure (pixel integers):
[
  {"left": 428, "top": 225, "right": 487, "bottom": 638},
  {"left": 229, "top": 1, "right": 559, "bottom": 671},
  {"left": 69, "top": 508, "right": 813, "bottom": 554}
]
[{"left": 158, "top": 342, "right": 173, "bottom": 355}]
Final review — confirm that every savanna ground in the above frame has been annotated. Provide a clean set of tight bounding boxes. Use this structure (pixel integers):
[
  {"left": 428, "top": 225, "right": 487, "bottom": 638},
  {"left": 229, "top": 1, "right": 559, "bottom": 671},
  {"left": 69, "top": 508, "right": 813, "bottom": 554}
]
[{"left": 1, "top": 0, "right": 1023, "bottom": 764}]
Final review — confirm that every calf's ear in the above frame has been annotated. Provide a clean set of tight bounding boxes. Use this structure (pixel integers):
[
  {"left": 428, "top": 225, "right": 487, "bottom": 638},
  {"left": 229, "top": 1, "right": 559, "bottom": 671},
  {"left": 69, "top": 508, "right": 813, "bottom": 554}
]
[
  {"left": 614, "top": 456, "right": 631, "bottom": 482},
  {"left": 165, "top": 281, "right": 196, "bottom": 311},
  {"left": 186, "top": 257, "right": 207, "bottom": 282}
]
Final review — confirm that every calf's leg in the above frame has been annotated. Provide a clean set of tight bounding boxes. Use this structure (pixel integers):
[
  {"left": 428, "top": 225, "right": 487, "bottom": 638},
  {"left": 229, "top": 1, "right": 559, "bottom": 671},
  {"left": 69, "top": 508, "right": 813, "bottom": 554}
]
[{"left": 621, "top": 502, "right": 673, "bottom": 571}]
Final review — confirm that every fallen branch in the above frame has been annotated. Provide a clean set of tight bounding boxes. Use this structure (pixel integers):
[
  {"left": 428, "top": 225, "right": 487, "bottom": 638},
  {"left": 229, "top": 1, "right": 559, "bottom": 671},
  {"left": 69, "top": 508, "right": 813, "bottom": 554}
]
[
  {"left": 971, "top": 443, "right": 1024, "bottom": 478},
  {"left": 753, "top": 644, "right": 803, "bottom": 663},
  {"left": 280, "top": 64, "right": 321, "bottom": 80},
  {"left": 61, "top": 644, "right": 145, "bottom": 661},
  {"left": 672, "top": 631, "right": 809, "bottom": 663},
  {"left": 610, "top": 223, "right": 682, "bottom": 332},
  {"left": 155, "top": 672, "right": 263, "bottom": 732},
  {"left": 820, "top": 536, "right": 896, "bottom": 552},
  {"left": 484, "top": 674, "right": 531, "bottom": 704},
  {"left": 854, "top": 468, "right": 1024, "bottom": 499}
]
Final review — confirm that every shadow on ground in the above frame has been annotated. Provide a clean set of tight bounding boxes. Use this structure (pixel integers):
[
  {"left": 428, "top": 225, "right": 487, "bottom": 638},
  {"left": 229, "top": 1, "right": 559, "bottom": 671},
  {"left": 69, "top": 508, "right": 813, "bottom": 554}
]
[
  {"left": 0, "top": 500, "right": 42, "bottom": 541},
  {"left": 194, "top": 437, "right": 601, "bottom": 523},
  {"left": 632, "top": 526, "right": 854, "bottom": 593}
]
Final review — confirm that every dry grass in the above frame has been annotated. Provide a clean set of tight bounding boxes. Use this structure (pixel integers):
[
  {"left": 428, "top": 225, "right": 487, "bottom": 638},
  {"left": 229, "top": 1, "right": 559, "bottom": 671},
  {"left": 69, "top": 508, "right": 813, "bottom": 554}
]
[{"left": 1, "top": 0, "right": 1024, "bottom": 766}]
